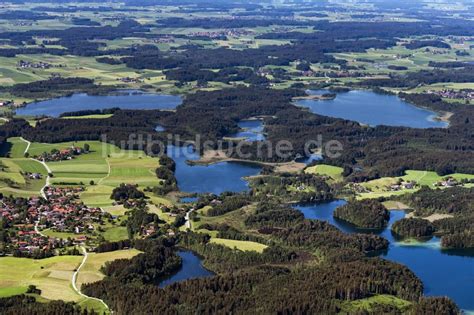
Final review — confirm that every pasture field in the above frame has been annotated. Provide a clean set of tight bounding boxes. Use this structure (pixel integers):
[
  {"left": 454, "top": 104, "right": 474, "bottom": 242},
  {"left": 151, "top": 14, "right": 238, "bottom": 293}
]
[
  {"left": 24, "top": 140, "right": 163, "bottom": 206},
  {"left": 209, "top": 238, "right": 268, "bottom": 253},
  {"left": 6, "top": 137, "right": 29, "bottom": 158},
  {"left": 0, "top": 139, "right": 48, "bottom": 197},
  {"left": 76, "top": 249, "right": 141, "bottom": 289},
  {"left": 0, "top": 138, "right": 173, "bottom": 206},
  {"left": 305, "top": 164, "right": 344, "bottom": 182},
  {"left": 194, "top": 204, "right": 255, "bottom": 232},
  {"left": 102, "top": 226, "right": 129, "bottom": 242},
  {"left": 61, "top": 114, "right": 113, "bottom": 119},
  {"left": 0, "top": 52, "right": 177, "bottom": 105},
  {"left": 357, "top": 170, "right": 474, "bottom": 199},
  {"left": 147, "top": 204, "right": 176, "bottom": 225},
  {"left": 0, "top": 249, "right": 138, "bottom": 313},
  {"left": 0, "top": 255, "right": 83, "bottom": 301},
  {"left": 340, "top": 295, "right": 411, "bottom": 313}
]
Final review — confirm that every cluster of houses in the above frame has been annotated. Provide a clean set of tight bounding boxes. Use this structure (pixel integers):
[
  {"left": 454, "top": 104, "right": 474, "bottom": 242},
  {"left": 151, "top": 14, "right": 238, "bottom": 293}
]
[
  {"left": 428, "top": 89, "right": 474, "bottom": 101},
  {"left": 448, "top": 36, "right": 474, "bottom": 45},
  {"left": 17, "top": 60, "right": 51, "bottom": 69},
  {"left": 34, "top": 146, "right": 87, "bottom": 162},
  {"left": 12, "top": 21, "right": 33, "bottom": 27},
  {"left": 8, "top": 225, "right": 56, "bottom": 256},
  {"left": 256, "top": 67, "right": 272, "bottom": 77},
  {"left": 347, "top": 183, "right": 370, "bottom": 194},
  {"left": 434, "top": 177, "right": 461, "bottom": 188},
  {"left": 24, "top": 172, "right": 43, "bottom": 180},
  {"left": 153, "top": 36, "right": 175, "bottom": 44},
  {"left": 189, "top": 29, "right": 253, "bottom": 39},
  {"left": 1, "top": 187, "right": 104, "bottom": 256},
  {"left": 118, "top": 77, "right": 143, "bottom": 84},
  {"left": 0, "top": 100, "right": 13, "bottom": 107},
  {"left": 41, "top": 187, "right": 103, "bottom": 235},
  {"left": 389, "top": 181, "right": 416, "bottom": 191}
]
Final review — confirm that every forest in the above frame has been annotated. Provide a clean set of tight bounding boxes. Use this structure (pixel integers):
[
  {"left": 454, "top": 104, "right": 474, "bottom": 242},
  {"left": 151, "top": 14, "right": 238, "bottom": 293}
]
[
  {"left": 391, "top": 218, "right": 435, "bottom": 239},
  {"left": 333, "top": 199, "right": 390, "bottom": 229},
  {"left": 398, "top": 187, "right": 474, "bottom": 248}
]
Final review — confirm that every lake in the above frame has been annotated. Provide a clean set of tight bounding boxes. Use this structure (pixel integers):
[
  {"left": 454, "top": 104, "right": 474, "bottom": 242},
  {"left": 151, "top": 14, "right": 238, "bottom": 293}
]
[
  {"left": 296, "top": 153, "right": 323, "bottom": 165},
  {"left": 295, "top": 201, "right": 474, "bottom": 312},
  {"left": 296, "top": 90, "right": 448, "bottom": 128},
  {"left": 229, "top": 120, "right": 265, "bottom": 141},
  {"left": 155, "top": 124, "right": 165, "bottom": 132},
  {"left": 159, "top": 250, "right": 214, "bottom": 288},
  {"left": 15, "top": 90, "right": 182, "bottom": 117},
  {"left": 167, "top": 145, "right": 262, "bottom": 195}
]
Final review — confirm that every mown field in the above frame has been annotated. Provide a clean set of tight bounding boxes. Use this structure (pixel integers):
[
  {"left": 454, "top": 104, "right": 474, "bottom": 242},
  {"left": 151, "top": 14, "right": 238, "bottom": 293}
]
[
  {"left": 1, "top": 138, "right": 171, "bottom": 208},
  {"left": 26, "top": 140, "right": 163, "bottom": 207},
  {"left": 357, "top": 170, "right": 474, "bottom": 199},
  {"left": 0, "top": 137, "right": 47, "bottom": 197},
  {"left": 305, "top": 164, "right": 344, "bottom": 182},
  {"left": 0, "top": 249, "right": 139, "bottom": 313},
  {"left": 209, "top": 238, "right": 268, "bottom": 253},
  {"left": 76, "top": 249, "right": 141, "bottom": 289}
]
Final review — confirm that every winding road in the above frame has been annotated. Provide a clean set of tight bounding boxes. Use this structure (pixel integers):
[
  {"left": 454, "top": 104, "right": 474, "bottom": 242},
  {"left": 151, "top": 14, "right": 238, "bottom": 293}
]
[
  {"left": 34, "top": 158, "right": 52, "bottom": 199},
  {"left": 72, "top": 247, "right": 110, "bottom": 312},
  {"left": 18, "top": 137, "right": 110, "bottom": 312}
]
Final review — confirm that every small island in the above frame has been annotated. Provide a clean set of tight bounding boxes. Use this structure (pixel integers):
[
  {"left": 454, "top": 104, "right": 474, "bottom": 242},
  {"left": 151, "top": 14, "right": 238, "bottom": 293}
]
[
  {"left": 333, "top": 199, "right": 390, "bottom": 229},
  {"left": 391, "top": 218, "right": 435, "bottom": 239}
]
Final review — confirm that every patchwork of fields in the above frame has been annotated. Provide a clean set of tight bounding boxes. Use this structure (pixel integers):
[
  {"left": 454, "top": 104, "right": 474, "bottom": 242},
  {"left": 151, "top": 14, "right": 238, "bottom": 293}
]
[
  {"left": 1, "top": 138, "right": 165, "bottom": 207},
  {"left": 0, "top": 249, "right": 140, "bottom": 313}
]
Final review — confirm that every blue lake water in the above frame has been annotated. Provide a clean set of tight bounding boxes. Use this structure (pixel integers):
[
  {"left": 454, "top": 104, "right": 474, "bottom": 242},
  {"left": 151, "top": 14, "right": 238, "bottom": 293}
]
[
  {"left": 295, "top": 201, "right": 474, "bottom": 311},
  {"left": 159, "top": 250, "right": 214, "bottom": 288},
  {"left": 296, "top": 90, "right": 448, "bottom": 128},
  {"left": 155, "top": 124, "right": 165, "bottom": 132},
  {"left": 15, "top": 90, "right": 182, "bottom": 117},
  {"left": 180, "top": 197, "right": 199, "bottom": 203},
  {"left": 296, "top": 153, "right": 323, "bottom": 165},
  {"left": 229, "top": 120, "right": 265, "bottom": 141},
  {"left": 167, "top": 145, "right": 262, "bottom": 195}
]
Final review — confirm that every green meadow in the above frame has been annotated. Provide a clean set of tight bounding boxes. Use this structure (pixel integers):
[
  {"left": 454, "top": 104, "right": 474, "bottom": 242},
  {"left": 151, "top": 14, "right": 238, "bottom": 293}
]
[
  {"left": 305, "top": 164, "right": 344, "bottom": 182},
  {"left": 209, "top": 238, "right": 268, "bottom": 253},
  {"left": 0, "top": 138, "right": 168, "bottom": 207},
  {"left": 357, "top": 170, "right": 474, "bottom": 199},
  {"left": 0, "top": 138, "right": 47, "bottom": 197},
  {"left": 0, "top": 249, "right": 139, "bottom": 313}
]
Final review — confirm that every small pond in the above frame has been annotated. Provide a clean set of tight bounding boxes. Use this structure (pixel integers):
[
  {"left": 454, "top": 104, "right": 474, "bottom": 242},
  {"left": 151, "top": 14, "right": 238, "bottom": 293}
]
[
  {"left": 229, "top": 120, "right": 265, "bottom": 141},
  {"left": 159, "top": 250, "right": 214, "bottom": 288}
]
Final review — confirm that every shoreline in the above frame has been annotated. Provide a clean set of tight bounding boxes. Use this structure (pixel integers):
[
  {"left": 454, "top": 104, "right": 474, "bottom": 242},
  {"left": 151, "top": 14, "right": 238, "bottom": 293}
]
[
  {"left": 187, "top": 149, "right": 307, "bottom": 173},
  {"left": 293, "top": 93, "right": 336, "bottom": 101},
  {"left": 10, "top": 87, "right": 182, "bottom": 110}
]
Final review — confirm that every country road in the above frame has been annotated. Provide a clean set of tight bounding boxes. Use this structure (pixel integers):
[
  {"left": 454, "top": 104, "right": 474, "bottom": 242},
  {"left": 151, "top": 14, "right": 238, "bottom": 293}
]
[
  {"left": 72, "top": 246, "right": 110, "bottom": 312},
  {"left": 20, "top": 137, "right": 31, "bottom": 155},
  {"left": 34, "top": 158, "right": 51, "bottom": 199}
]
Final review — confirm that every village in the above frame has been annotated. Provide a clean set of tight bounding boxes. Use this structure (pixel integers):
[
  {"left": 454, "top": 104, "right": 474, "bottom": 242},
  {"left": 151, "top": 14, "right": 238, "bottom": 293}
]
[
  {"left": 32, "top": 144, "right": 89, "bottom": 162},
  {"left": 189, "top": 29, "right": 253, "bottom": 39},
  {"left": 17, "top": 59, "right": 51, "bottom": 70},
  {"left": 428, "top": 89, "right": 474, "bottom": 102},
  {"left": 0, "top": 186, "right": 105, "bottom": 257}
]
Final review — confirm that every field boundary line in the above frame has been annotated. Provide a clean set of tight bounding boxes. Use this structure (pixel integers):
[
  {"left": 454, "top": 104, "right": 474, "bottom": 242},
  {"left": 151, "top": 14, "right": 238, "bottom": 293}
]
[{"left": 97, "top": 158, "right": 111, "bottom": 185}]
